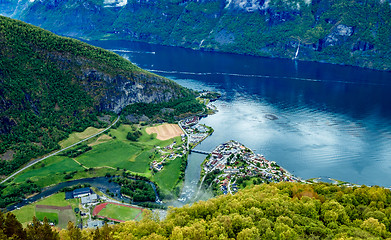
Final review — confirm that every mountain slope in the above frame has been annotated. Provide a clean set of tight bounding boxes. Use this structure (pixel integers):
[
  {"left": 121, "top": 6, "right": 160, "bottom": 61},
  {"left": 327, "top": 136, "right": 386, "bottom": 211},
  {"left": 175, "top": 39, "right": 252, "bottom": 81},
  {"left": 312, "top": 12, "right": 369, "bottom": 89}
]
[
  {"left": 2, "top": 0, "right": 391, "bottom": 71},
  {"left": 0, "top": 16, "right": 189, "bottom": 176}
]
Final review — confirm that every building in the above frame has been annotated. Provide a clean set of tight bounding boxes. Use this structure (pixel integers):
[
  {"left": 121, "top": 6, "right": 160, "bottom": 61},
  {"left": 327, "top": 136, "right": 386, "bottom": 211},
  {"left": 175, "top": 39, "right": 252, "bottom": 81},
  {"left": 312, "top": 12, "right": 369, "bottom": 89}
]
[
  {"left": 81, "top": 194, "right": 98, "bottom": 204},
  {"left": 87, "top": 220, "right": 104, "bottom": 229},
  {"left": 73, "top": 188, "right": 92, "bottom": 198}
]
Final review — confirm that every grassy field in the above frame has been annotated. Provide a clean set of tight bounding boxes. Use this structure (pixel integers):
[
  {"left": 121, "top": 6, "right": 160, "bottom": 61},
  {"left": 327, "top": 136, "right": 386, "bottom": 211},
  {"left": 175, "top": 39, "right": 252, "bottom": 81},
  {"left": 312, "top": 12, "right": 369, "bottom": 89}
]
[
  {"left": 38, "top": 192, "right": 77, "bottom": 207},
  {"left": 9, "top": 123, "right": 186, "bottom": 201},
  {"left": 76, "top": 141, "right": 142, "bottom": 170},
  {"left": 13, "top": 156, "right": 85, "bottom": 186},
  {"left": 153, "top": 157, "right": 183, "bottom": 192},
  {"left": 12, "top": 192, "right": 79, "bottom": 228},
  {"left": 97, "top": 204, "right": 142, "bottom": 221},
  {"left": 36, "top": 211, "right": 58, "bottom": 224},
  {"left": 59, "top": 127, "right": 104, "bottom": 148}
]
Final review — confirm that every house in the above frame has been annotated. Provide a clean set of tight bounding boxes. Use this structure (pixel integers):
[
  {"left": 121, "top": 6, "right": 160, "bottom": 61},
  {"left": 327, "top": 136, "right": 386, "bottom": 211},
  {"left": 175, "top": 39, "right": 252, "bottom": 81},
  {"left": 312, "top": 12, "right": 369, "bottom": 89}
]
[
  {"left": 224, "top": 168, "right": 240, "bottom": 174},
  {"left": 87, "top": 220, "right": 104, "bottom": 229},
  {"left": 184, "top": 116, "right": 198, "bottom": 126}
]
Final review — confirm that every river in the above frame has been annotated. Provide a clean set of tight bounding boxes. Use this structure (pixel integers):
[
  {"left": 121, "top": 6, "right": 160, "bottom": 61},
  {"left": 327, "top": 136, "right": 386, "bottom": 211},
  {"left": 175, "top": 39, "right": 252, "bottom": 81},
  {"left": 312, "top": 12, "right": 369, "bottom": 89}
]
[{"left": 88, "top": 40, "right": 391, "bottom": 201}]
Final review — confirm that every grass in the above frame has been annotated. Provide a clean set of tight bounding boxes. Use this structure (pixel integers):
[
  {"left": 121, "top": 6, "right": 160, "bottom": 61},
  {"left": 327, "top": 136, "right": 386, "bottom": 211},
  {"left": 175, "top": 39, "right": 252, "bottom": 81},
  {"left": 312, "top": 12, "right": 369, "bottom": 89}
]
[
  {"left": 12, "top": 192, "right": 79, "bottom": 228},
  {"left": 153, "top": 157, "right": 182, "bottom": 192},
  {"left": 76, "top": 141, "right": 143, "bottom": 170},
  {"left": 59, "top": 127, "right": 104, "bottom": 148},
  {"left": 97, "top": 204, "right": 142, "bottom": 221},
  {"left": 38, "top": 192, "right": 75, "bottom": 207},
  {"left": 109, "top": 124, "right": 134, "bottom": 141},
  {"left": 13, "top": 156, "right": 85, "bottom": 186},
  {"left": 12, "top": 205, "right": 35, "bottom": 226},
  {"left": 36, "top": 211, "right": 58, "bottom": 224},
  {"left": 9, "top": 123, "right": 187, "bottom": 199}
]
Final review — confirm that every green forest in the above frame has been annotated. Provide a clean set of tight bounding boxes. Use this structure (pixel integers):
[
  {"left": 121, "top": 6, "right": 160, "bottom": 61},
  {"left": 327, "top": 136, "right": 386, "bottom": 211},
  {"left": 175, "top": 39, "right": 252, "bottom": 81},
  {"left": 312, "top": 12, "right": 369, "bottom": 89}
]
[
  {"left": 121, "top": 96, "right": 205, "bottom": 123},
  {"left": 3, "top": 182, "right": 391, "bottom": 239}
]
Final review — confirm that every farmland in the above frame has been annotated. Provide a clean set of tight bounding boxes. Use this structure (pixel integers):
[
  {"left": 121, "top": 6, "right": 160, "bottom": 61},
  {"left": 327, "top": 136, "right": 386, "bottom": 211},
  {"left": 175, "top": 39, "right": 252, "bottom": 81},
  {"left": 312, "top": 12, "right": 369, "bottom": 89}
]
[
  {"left": 6, "top": 123, "right": 186, "bottom": 201},
  {"left": 12, "top": 192, "right": 79, "bottom": 228}
]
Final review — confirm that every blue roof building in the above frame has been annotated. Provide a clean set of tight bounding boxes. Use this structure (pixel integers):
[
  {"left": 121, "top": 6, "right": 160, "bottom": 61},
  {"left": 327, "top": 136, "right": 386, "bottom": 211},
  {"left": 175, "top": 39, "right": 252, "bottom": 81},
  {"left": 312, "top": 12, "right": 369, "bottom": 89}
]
[{"left": 72, "top": 187, "right": 92, "bottom": 198}]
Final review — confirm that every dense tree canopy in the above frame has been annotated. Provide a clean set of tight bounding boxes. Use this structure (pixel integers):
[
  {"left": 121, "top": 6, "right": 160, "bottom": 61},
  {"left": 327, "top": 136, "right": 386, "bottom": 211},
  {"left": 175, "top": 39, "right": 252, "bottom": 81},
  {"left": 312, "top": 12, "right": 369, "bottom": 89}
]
[{"left": 4, "top": 182, "right": 391, "bottom": 239}]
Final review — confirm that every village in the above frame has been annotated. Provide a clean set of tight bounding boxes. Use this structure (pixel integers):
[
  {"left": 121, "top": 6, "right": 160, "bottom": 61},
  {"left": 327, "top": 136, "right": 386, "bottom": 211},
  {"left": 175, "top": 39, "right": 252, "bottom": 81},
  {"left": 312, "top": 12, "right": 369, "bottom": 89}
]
[
  {"left": 150, "top": 116, "right": 213, "bottom": 172},
  {"left": 201, "top": 140, "right": 306, "bottom": 195}
]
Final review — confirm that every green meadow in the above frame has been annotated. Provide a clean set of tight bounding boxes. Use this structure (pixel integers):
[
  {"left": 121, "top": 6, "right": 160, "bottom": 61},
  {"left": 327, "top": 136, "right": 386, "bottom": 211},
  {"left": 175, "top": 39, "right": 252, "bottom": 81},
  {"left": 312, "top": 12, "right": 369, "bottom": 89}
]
[
  {"left": 9, "top": 123, "right": 187, "bottom": 200},
  {"left": 153, "top": 157, "right": 183, "bottom": 193},
  {"left": 76, "top": 141, "right": 142, "bottom": 169},
  {"left": 13, "top": 156, "right": 85, "bottom": 186}
]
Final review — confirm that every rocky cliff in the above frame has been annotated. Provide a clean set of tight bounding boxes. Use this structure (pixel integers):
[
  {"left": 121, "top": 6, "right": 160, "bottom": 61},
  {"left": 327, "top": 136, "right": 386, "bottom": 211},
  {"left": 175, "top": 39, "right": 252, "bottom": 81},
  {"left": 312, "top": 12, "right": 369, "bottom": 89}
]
[{"left": 1, "top": 0, "right": 391, "bottom": 71}]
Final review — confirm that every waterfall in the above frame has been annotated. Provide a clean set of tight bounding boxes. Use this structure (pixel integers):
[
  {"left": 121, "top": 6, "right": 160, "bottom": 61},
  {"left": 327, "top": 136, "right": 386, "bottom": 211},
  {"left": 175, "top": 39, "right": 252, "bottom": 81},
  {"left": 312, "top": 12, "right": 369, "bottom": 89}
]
[{"left": 294, "top": 41, "right": 300, "bottom": 59}]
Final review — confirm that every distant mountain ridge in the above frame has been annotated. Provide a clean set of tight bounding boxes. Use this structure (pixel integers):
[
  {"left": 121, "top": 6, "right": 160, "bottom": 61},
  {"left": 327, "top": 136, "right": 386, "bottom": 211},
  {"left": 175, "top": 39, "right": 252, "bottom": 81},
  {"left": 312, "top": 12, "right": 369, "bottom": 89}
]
[
  {"left": 0, "top": 15, "right": 189, "bottom": 176},
  {"left": 1, "top": 0, "right": 391, "bottom": 71}
]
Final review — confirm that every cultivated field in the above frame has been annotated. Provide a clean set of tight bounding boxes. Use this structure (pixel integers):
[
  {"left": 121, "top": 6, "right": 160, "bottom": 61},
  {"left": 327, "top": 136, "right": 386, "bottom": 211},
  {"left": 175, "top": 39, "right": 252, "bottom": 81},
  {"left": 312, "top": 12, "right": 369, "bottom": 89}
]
[
  {"left": 59, "top": 127, "right": 104, "bottom": 148},
  {"left": 93, "top": 203, "right": 143, "bottom": 222},
  {"left": 9, "top": 123, "right": 186, "bottom": 204},
  {"left": 35, "top": 205, "right": 75, "bottom": 228},
  {"left": 12, "top": 192, "right": 79, "bottom": 228},
  {"left": 146, "top": 124, "right": 183, "bottom": 140}
]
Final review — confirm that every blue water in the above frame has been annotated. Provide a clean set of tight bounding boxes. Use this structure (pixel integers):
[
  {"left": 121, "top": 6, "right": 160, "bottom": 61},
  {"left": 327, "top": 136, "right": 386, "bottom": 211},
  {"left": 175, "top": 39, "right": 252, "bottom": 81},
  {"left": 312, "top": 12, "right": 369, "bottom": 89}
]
[{"left": 90, "top": 40, "right": 391, "bottom": 188}]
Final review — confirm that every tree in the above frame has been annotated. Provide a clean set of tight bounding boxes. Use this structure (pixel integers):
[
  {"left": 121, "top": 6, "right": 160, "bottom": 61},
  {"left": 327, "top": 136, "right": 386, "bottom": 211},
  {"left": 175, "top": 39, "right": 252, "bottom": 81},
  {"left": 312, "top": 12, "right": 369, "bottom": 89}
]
[
  {"left": 26, "top": 217, "right": 59, "bottom": 240},
  {"left": 3, "top": 212, "right": 26, "bottom": 239}
]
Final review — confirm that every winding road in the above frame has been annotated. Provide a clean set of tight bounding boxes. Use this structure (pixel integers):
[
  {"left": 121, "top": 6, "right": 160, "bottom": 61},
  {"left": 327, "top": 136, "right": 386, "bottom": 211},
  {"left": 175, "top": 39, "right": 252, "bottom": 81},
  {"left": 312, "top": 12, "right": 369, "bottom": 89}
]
[{"left": 1, "top": 116, "right": 120, "bottom": 185}]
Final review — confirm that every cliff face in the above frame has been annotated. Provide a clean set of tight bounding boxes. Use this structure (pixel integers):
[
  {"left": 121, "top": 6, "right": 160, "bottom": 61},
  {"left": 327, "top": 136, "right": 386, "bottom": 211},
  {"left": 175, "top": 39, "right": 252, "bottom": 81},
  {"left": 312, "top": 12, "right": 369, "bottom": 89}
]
[
  {"left": 1, "top": 0, "right": 391, "bottom": 71},
  {"left": 0, "top": 16, "right": 188, "bottom": 175}
]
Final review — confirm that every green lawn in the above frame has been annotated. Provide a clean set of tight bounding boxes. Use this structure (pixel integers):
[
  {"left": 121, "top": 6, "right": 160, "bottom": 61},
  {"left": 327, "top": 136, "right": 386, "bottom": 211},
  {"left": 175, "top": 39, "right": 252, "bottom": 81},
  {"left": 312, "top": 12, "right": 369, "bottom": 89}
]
[
  {"left": 76, "top": 140, "right": 144, "bottom": 170},
  {"left": 12, "top": 205, "right": 35, "bottom": 226},
  {"left": 36, "top": 211, "right": 58, "bottom": 224},
  {"left": 153, "top": 157, "right": 182, "bottom": 192},
  {"left": 98, "top": 204, "right": 142, "bottom": 221},
  {"left": 13, "top": 156, "right": 84, "bottom": 186},
  {"left": 38, "top": 192, "right": 76, "bottom": 207}
]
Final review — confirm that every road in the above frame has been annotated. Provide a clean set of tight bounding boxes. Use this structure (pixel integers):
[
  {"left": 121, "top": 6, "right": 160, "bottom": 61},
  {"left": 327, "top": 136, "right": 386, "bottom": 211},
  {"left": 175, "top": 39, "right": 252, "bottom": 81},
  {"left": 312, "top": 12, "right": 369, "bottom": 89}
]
[
  {"left": 1, "top": 116, "right": 120, "bottom": 185},
  {"left": 178, "top": 120, "right": 189, "bottom": 150}
]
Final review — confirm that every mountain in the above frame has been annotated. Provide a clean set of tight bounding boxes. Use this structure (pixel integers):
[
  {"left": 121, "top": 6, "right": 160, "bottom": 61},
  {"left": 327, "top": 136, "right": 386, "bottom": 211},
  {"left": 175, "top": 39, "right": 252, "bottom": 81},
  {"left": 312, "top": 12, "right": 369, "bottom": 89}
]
[
  {"left": 2, "top": 182, "right": 391, "bottom": 239},
  {"left": 0, "top": 16, "right": 190, "bottom": 176},
  {"left": 1, "top": 0, "right": 391, "bottom": 71}
]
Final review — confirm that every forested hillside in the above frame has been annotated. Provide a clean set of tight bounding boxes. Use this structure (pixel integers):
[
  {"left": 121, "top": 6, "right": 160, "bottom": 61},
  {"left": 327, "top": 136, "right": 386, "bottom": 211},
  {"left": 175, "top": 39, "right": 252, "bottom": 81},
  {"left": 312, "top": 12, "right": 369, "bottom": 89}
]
[
  {"left": 1, "top": 0, "right": 391, "bottom": 71},
  {"left": 0, "top": 16, "right": 189, "bottom": 177},
  {"left": 2, "top": 182, "right": 391, "bottom": 239}
]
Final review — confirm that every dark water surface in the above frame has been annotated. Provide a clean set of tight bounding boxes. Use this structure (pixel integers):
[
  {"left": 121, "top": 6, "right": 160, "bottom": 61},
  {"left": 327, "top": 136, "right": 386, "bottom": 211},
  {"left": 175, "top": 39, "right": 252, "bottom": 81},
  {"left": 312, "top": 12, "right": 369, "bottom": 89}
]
[{"left": 90, "top": 40, "right": 391, "bottom": 188}]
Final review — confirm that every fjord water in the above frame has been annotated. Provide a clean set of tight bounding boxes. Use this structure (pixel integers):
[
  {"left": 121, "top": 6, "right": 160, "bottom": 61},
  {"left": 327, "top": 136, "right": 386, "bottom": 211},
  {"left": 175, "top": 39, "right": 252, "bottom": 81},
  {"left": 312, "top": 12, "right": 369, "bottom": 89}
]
[{"left": 91, "top": 40, "right": 391, "bottom": 188}]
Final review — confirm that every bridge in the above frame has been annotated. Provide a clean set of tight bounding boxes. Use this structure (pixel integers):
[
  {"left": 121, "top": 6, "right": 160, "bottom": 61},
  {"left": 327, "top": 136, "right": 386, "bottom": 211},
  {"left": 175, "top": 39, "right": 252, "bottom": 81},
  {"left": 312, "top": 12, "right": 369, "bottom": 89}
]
[{"left": 190, "top": 149, "right": 210, "bottom": 155}]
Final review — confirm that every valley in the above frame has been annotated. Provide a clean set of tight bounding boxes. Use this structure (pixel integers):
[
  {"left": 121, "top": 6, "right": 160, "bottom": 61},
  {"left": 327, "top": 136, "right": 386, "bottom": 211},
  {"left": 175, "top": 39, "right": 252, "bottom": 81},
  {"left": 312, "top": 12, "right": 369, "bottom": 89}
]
[{"left": 1, "top": 2, "right": 391, "bottom": 237}]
